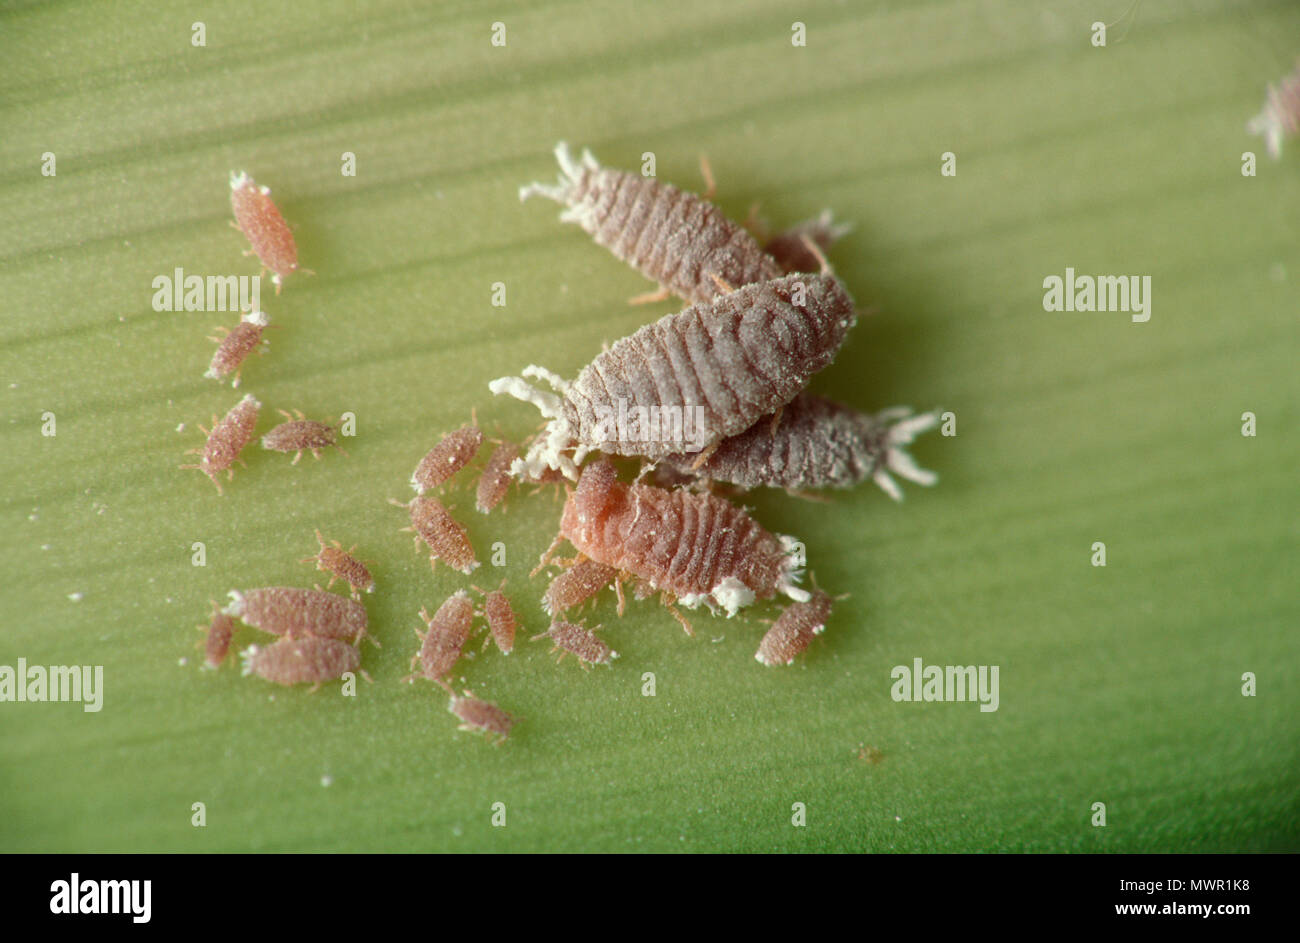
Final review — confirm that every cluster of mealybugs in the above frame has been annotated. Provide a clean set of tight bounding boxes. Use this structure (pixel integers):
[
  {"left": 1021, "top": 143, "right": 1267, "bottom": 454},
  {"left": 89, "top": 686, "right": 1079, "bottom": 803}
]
[
  {"left": 488, "top": 142, "right": 943, "bottom": 664},
  {"left": 185, "top": 146, "right": 947, "bottom": 744}
]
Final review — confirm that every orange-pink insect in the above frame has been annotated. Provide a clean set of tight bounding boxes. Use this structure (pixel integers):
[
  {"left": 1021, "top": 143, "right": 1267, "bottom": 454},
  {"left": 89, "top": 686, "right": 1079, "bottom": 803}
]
[
  {"left": 181, "top": 394, "right": 261, "bottom": 495},
  {"left": 230, "top": 171, "right": 306, "bottom": 293},
  {"left": 205, "top": 310, "right": 270, "bottom": 387}
]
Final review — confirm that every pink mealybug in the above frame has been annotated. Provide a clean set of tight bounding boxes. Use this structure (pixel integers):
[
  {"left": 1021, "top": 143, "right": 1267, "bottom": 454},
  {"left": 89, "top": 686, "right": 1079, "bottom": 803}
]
[
  {"left": 205, "top": 310, "right": 270, "bottom": 387},
  {"left": 520, "top": 142, "right": 783, "bottom": 306},
  {"left": 180, "top": 393, "right": 261, "bottom": 495},
  {"left": 390, "top": 496, "right": 479, "bottom": 575},
  {"left": 240, "top": 637, "right": 363, "bottom": 688},
  {"left": 224, "top": 586, "right": 378, "bottom": 647},
  {"left": 490, "top": 270, "right": 857, "bottom": 478},
  {"left": 261, "top": 409, "right": 348, "bottom": 464},
  {"left": 411, "top": 422, "right": 484, "bottom": 495},
  {"left": 472, "top": 579, "right": 519, "bottom": 655},
  {"left": 301, "top": 529, "right": 374, "bottom": 600},
  {"left": 658, "top": 394, "right": 940, "bottom": 501},
  {"left": 561, "top": 460, "right": 807, "bottom": 617},
  {"left": 755, "top": 590, "right": 833, "bottom": 666},
  {"left": 447, "top": 690, "right": 518, "bottom": 744},
  {"left": 198, "top": 600, "right": 237, "bottom": 669},
  {"left": 475, "top": 440, "right": 520, "bottom": 513},
  {"left": 761, "top": 210, "right": 852, "bottom": 275},
  {"left": 532, "top": 621, "right": 618, "bottom": 669},
  {"left": 229, "top": 171, "right": 305, "bottom": 293},
  {"left": 403, "top": 591, "right": 476, "bottom": 685},
  {"left": 541, "top": 557, "right": 619, "bottom": 618}
]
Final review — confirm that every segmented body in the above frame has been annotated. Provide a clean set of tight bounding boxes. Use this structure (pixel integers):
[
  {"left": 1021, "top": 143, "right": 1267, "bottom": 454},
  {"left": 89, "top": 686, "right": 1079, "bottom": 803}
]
[
  {"left": 305, "top": 530, "right": 374, "bottom": 598},
  {"left": 240, "top": 637, "right": 360, "bottom": 686},
  {"left": 407, "top": 591, "right": 475, "bottom": 683},
  {"left": 397, "top": 497, "right": 479, "bottom": 574},
  {"left": 755, "top": 590, "right": 833, "bottom": 666},
  {"left": 520, "top": 142, "right": 782, "bottom": 305},
  {"left": 533, "top": 621, "right": 618, "bottom": 667},
  {"left": 230, "top": 171, "right": 300, "bottom": 291},
  {"left": 542, "top": 558, "right": 618, "bottom": 616},
  {"left": 448, "top": 691, "right": 517, "bottom": 743},
  {"left": 559, "top": 461, "right": 807, "bottom": 616},
  {"left": 182, "top": 394, "right": 260, "bottom": 494},
  {"left": 205, "top": 310, "right": 269, "bottom": 386},
  {"left": 261, "top": 410, "right": 344, "bottom": 463},
  {"left": 225, "top": 586, "right": 375, "bottom": 646},
  {"left": 658, "top": 394, "right": 940, "bottom": 500},
  {"left": 412, "top": 424, "right": 484, "bottom": 494},
  {"left": 491, "top": 272, "right": 857, "bottom": 476},
  {"left": 477, "top": 584, "right": 518, "bottom": 655},
  {"left": 476, "top": 440, "right": 519, "bottom": 512}
]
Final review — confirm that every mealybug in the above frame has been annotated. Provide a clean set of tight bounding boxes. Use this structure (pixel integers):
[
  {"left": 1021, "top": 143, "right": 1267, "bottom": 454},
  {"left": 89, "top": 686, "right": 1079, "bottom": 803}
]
[
  {"left": 205, "top": 310, "right": 270, "bottom": 387},
  {"left": 411, "top": 422, "right": 484, "bottom": 494},
  {"left": 181, "top": 394, "right": 261, "bottom": 495},
  {"left": 261, "top": 409, "right": 347, "bottom": 464},
  {"left": 391, "top": 496, "right": 479, "bottom": 575},
  {"left": 558, "top": 461, "right": 808, "bottom": 624},
  {"left": 447, "top": 690, "right": 518, "bottom": 744},
  {"left": 230, "top": 171, "right": 304, "bottom": 293},
  {"left": 658, "top": 394, "right": 940, "bottom": 500},
  {"left": 763, "top": 210, "right": 852, "bottom": 275},
  {"left": 541, "top": 557, "right": 618, "bottom": 617},
  {"left": 198, "top": 600, "right": 237, "bottom": 669},
  {"left": 404, "top": 591, "right": 476, "bottom": 684},
  {"left": 755, "top": 590, "right": 833, "bottom": 666},
  {"left": 475, "top": 440, "right": 520, "bottom": 513},
  {"left": 225, "top": 586, "right": 377, "bottom": 647},
  {"left": 240, "top": 637, "right": 362, "bottom": 688},
  {"left": 490, "top": 271, "right": 857, "bottom": 478},
  {"left": 520, "top": 142, "right": 783, "bottom": 306},
  {"left": 473, "top": 580, "right": 519, "bottom": 655},
  {"left": 532, "top": 621, "right": 618, "bottom": 668},
  {"left": 301, "top": 529, "right": 375, "bottom": 599}
]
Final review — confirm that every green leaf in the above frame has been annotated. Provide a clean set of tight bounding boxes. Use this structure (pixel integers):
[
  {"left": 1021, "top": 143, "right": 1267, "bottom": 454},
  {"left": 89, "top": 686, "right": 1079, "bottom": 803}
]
[{"left": 2, "top": 0, "right": 1297, "bottom": 852}]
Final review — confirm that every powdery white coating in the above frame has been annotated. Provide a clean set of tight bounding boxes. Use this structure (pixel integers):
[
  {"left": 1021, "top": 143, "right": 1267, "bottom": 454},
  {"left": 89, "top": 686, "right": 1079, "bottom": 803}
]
[
  {"left": 1247, "top": 60, "right": 1300, "bottom": 159},
  {"left": 520, "top": 142, "right": 783, "bottom": 306},
  {"left": 225, "top": 586, "right": 376, "bottom": 647},
  {"left": 475, "top": 582, "right": 518, "bottom": 655},
  {"left": 533, "top": 621, "right": 618, "bottom": 668},
  {"left": 658, "top": 394, "right": 940, "bottom": 500},
  {"left": 755, "top": 590, "right": 833, "bottom": 666},
  {"left": 559, "top": 461, "right": 809, "bottom": 617},
  {"left": 405, "top": 591, "right": 476, "bottom": 683},
  {"left": 205, "top": 310, "right": 270, "bottom": 387},
  {"left": 411, "top": 424, "right": 484, "bottom": 494},
  {"left": 303, "top": 529, "right": 374, "bottom": 599},
  {"left": 181, "top": 394, "right": 261, "bottom": 494},
  {"left": 475, "top": 440, "right": 519, "bottom": 512},
  {"left": 240, "top": 637, "right": 361, "bottom": 686},
  {"left": 542, "top": 557, "right": 618, "bottom": 617},
  {"left": 261, "top": 409, "right": 345, "bottom": 464},
  {"left": 491, "top": 272, "right": 858, "bottom": 478},
  {"left": 200, "top": 602, "right": 236, "bottom": 670},
  {"left": 764, "top": 210, "right": 852, "bottom": 275},
  {"left": 395, "top": 496, "right": 479, "bottom": 575},
  {"left": 230, "top": 171, "right": 300, "bottom": 292},
  {"left": 448, "top": 690, "right": 517, "bottom": 743}
]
